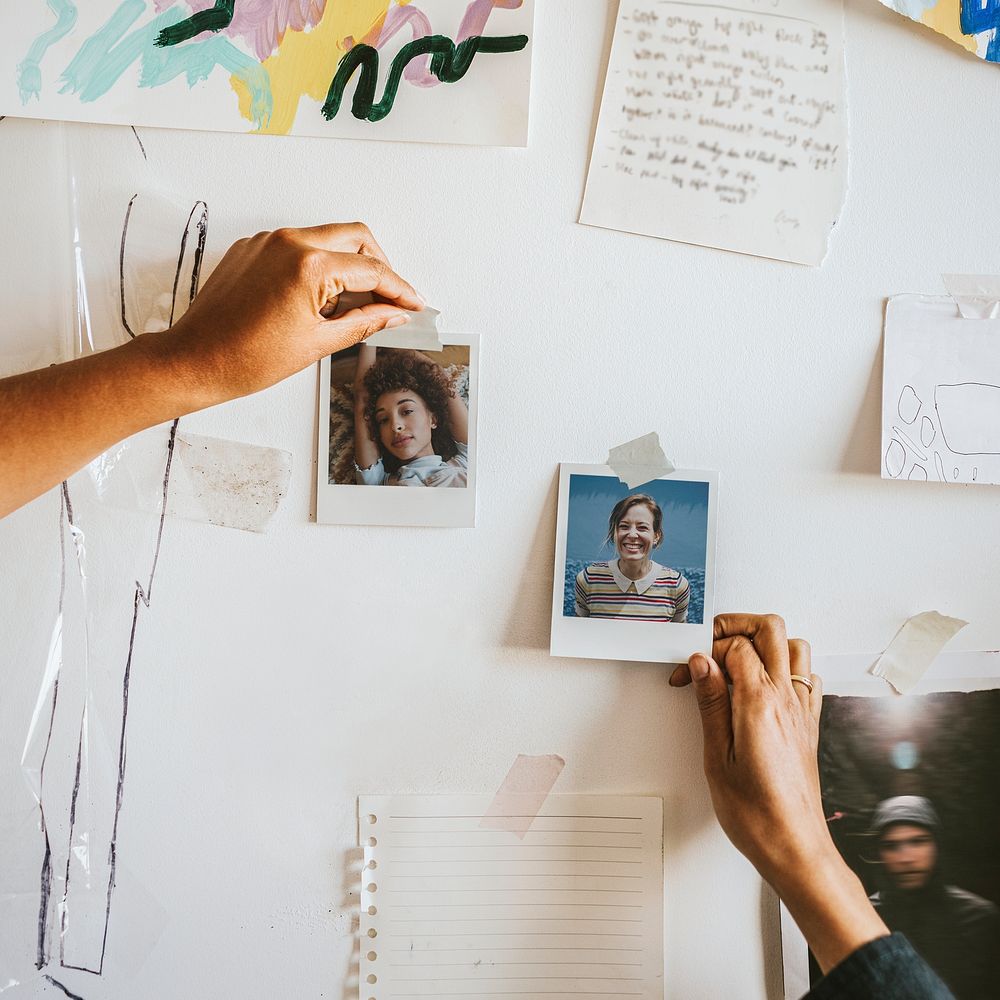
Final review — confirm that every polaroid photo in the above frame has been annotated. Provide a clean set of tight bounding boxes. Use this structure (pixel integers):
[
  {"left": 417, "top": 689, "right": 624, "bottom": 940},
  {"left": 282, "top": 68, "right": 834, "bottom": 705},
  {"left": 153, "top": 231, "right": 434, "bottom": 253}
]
[
  {"left": 316, "top": 335, "right": 478, "bottom": 527},
  {"left": 549, "top": 464, "right": 718, "bottom": 664},
  {"left": 781, "top": 652, "right": 1000, "bottom": 1000}
]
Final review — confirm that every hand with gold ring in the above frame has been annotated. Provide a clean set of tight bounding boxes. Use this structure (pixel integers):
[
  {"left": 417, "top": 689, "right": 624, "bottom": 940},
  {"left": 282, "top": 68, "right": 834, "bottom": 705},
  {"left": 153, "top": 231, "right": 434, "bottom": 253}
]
[{"left": 669, "top": 614, "right": 889, "bottom": 976}]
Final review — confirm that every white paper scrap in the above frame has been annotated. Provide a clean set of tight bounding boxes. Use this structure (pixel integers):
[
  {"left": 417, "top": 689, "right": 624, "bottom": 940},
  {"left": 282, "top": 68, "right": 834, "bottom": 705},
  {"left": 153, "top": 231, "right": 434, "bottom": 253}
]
[
  {"left": 607, "top": 432, "right": 675, "bottom": 489},
  {"left": 358, "top": 794, "right": 664, "bottom": 999},
  {"left": 870, "top": 611, "right": 969, "bottom": 694},
  {"left": 942, "top": 274, "right": 1000, "bottom": 320},
  {"left": 881, "top": 294, "right": 1000, "bottom": 486},
  {"left": 580, "top": 0, "right": 848, "bottom": 265}
]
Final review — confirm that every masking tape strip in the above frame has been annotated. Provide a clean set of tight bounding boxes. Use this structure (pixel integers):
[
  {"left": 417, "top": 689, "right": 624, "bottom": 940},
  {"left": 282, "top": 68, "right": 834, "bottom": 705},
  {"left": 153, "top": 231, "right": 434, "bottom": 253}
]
[
  {"left": 479, "top": 754, "right": 566, "bottom": 839},
  {"left": 869, "top": 611, "right": 969, "bottom": 694},
  {"left": 607, "top": 432, "right": 675, "bottom": 489},
  {"left": 88, "top": 431, "right": 292, "bottom": 534},
  {"left": 942, "top": 274, "right": 1000, "bottom": 321},
  {"left": 166, "top": 434, "right": 292, "bottom": 533},
  {"left": 366, "top": 306, "right": 443, "bottom": 351}
]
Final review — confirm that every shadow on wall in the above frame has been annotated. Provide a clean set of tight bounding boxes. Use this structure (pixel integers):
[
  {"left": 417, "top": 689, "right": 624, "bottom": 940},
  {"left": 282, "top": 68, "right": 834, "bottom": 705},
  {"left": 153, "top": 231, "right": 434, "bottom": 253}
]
[
  {"left": 839, "top": 335, "right": 883, "bottom": 476},
  {"left": 339, "top": 847, "right": 364, "bottom": 1000},
  {"left": 501, "top": 471, "right": 560, "bottom": 651}
]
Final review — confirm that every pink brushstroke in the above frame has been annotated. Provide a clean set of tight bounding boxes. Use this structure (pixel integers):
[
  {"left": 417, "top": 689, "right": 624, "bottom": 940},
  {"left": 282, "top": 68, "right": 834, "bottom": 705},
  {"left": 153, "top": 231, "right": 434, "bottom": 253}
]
[
  {"left": 362, "top": 0, "right": 525, "bottom": 87},
  {"left": 154, "top": 0, "right": 327, "bottom": 61},
  {"left": 155, "top": 0, "right": 524, "bottom": 70}
]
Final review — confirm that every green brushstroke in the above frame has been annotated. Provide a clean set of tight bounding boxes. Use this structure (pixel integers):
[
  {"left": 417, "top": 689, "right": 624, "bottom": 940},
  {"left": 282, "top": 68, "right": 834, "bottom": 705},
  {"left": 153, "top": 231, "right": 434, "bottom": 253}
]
[
  {"left": 57, "top": 1, "right": 272, "bottom": 128},
  {"left": 322, "top": 33, "right": 529, "bottom": 123},
  {"left": 18, "top": 0, "right": 78, "bottom": 102},
  {"left": 155, "top": 0, "right": 236, "bottom": 48}
]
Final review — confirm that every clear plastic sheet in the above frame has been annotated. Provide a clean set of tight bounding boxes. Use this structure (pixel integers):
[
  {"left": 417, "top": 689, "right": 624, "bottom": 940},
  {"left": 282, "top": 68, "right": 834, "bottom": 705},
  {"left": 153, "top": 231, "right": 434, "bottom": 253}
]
[{"left": 2, "top": 121, "right": 214, "bottom": 994}]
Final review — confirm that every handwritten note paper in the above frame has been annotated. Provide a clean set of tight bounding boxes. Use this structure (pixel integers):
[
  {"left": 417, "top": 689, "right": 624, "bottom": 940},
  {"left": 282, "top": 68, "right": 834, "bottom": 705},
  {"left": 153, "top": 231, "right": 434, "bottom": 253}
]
[{"left": 580, "top": 0, "right": 848, "bottom": 265}]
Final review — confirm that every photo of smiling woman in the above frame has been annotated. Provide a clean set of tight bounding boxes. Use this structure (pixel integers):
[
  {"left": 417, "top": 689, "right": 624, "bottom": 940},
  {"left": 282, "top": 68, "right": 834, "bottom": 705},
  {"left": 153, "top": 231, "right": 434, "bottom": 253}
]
[
  {"left": 574, "top": 493, "right": 691, "bottom": 621},
  {"left": 352, "top": 344, "right": 469, "bottom": 488}
]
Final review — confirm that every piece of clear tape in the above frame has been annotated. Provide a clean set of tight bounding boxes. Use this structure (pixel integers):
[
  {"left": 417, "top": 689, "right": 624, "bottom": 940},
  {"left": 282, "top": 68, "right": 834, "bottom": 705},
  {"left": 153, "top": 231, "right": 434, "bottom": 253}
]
[{"left": 942, "top": 274, "right": 1000, "bottom": 321}]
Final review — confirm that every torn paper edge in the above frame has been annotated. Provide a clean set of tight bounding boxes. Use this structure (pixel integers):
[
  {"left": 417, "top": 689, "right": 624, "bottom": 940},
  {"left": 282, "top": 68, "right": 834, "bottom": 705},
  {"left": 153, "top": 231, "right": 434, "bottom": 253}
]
[
  {"left": 869, "top": 610, "right": 969, "bottom": 694},
  {"left": 606, "top": 432, "right": 675, "bottom": 490},
  {"left": 479, "top": 754, "right": 566, "bottom": 838},
  {"left": 942, "top": 274, "right": 1000, "bottom": 320}
]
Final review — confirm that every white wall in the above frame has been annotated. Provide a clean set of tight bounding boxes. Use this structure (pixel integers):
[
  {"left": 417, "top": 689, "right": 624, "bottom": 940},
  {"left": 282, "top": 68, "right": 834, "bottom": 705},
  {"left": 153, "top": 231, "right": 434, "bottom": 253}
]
[{"left": 2, "top": 2, "right": 1000, "bottom": 997}]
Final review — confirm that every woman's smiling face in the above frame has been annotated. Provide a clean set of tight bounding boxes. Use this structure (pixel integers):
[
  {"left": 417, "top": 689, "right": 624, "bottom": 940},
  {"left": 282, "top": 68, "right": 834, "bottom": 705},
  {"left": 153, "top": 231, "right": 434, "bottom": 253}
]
[
  {"left": 374, "top": 389, "right": 437, "bottom": 462},
  {"left": 615, "top": 504, "right": 660, "bottom": 564}
]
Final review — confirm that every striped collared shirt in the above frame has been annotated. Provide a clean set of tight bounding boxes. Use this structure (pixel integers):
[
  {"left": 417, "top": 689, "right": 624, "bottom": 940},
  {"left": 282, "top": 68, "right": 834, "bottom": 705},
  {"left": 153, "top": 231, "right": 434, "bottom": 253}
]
[{"left": 574, "top": 560, "right": 690, "bottom": 622}]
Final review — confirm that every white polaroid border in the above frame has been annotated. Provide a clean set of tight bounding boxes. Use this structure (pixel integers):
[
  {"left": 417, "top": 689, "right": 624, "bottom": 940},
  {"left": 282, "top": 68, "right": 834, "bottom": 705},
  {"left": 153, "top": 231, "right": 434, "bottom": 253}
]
[
  {"left": 316, "top": 334, "right": 478, "bottom": 527},
  {"left": 549, "top": 464, "right": 718, "bottom": 664},
  {"left": 779, "top": 651, "right": 1000, "bottom": 998}
]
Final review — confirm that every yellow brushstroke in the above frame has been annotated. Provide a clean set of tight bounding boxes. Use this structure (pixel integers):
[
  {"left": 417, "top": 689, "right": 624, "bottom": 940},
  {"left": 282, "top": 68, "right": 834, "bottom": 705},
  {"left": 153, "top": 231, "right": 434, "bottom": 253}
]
[
  {"left": 232, "top": 0, "right": 397, "bottom": 134},
  {"left": 921, "top": 0, "right": 978, "bottom": 55}
]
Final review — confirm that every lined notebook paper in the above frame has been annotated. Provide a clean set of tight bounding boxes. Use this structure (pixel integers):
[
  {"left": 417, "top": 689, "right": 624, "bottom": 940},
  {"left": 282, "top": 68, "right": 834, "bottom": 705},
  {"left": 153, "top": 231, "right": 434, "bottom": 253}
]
[{"left": 358, "top": 795, "right": 663, "bottom": 999}]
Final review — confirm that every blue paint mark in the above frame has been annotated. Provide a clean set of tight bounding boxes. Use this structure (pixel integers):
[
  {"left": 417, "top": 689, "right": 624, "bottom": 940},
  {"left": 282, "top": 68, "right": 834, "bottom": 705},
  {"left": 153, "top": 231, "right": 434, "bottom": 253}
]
[
  {"left": 961, "top": 0, "right": 1000, "bottom": 61},
  {"left": 57, "top": 2, "right": 272, "bottom": 128},
  {"left": 17, "top": 0, "right": 78, "bottom": 102}
]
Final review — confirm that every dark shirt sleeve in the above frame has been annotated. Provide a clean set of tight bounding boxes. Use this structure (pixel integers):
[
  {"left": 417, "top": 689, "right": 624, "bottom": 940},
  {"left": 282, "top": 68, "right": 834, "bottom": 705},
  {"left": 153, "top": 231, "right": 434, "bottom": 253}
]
[{"left": 803, "top": 934, "right": 955, "bottom": 1000}]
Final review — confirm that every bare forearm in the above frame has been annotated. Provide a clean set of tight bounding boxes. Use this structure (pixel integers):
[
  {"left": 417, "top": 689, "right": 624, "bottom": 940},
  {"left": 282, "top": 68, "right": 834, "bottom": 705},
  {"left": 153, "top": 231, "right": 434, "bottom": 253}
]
[
  {"left": 771, "top": 850, "right": 889, "bottom": 975},
  {"left": 0, "top": 336, "right": 199, "bottom": 518}
]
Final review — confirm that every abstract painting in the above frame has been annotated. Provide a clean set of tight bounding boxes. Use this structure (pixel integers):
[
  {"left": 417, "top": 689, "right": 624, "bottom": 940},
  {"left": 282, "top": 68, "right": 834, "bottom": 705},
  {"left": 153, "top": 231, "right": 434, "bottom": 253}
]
[
  {"left": 879, "top": 0, "right": 1000, "bottom": 62},
  {"left": 0, "top": 0, "right": 534, "bottom": 144}
]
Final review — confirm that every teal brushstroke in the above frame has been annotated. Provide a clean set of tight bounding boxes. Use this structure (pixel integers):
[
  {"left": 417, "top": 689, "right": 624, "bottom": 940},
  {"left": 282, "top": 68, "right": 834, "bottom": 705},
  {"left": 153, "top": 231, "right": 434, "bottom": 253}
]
[
  {"left": 58, "top": 1, "right": 272, "bottom": 128},
  {"left": 323, "top": 33, "right": 529, "bottom": 123},
  {"left": 155, "top": 0, "right": 236, "bottom": 48},
  {"left": 17, "top": 0, "right": 79, "bottom": 102}
]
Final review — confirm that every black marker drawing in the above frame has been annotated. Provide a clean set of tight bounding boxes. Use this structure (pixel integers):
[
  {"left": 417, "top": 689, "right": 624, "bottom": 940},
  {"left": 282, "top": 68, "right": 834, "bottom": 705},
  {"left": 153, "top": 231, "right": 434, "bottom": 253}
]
[
  {"left": 934, "top": 451, "right": 946, "bottom": 483},
  {"left": 129, "top": 126, "right": 147, "bottom": 161},
  {"left": 884, "top": 438, "right": 905, "bottom": 478},
  {"left": 33, "top": 195, "right": 209, "bottom": 981},
  {"left": 920, "top": 414, "right": 936, "bottom": 448},
  {"left": 43, "top": 973, "right": 86, "bottom": 999},
  {"left": 908, "top": 464, "right": 928, "bottom": 481},
  {"left": 934, "top": 382, "right": 1000, "bottom": 456},
  {"left": 897, "top": 384, "right": 921, "bottom": 424},
  {"left": 891, "top": 425, "right": 927, "bottom": 463}
]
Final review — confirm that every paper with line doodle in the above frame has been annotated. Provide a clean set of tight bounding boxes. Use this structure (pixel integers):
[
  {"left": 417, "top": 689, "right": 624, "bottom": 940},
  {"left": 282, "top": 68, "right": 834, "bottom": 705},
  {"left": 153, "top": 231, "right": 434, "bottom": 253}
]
[
  {"left": 580, "top": 0, "right": 847, "bottom": 265},
  {"left": 0, "top": 1, "right": 534, "bottom": 145},
  {"left": 882, "top": 294, "right": 1000, "bottom": 487}
]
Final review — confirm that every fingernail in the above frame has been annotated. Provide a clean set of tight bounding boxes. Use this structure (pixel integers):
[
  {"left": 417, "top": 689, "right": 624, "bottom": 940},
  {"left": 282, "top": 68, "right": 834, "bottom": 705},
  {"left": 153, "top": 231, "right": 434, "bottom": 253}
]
[
  {"left": 385, "top": 314, "right": 410, "bottom": 329},
  {"left": 414, "top": 291, "right": 427, "bottom": 307},
  {"left": 689, "top": 654, "right": 710, "bottom": 681}
]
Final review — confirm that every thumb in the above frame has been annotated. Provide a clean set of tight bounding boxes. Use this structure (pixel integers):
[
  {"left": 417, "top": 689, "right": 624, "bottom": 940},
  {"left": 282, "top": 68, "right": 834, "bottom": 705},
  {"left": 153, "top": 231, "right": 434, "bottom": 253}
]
[{"left": 687, "top": 652, "right": 733, "bottom": 751}]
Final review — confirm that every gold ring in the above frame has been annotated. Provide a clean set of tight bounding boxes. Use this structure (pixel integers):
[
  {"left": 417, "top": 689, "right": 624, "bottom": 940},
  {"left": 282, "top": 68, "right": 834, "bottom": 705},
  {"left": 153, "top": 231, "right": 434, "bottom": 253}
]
[{"left": 790, "top": 674, "right": 814, "bottom": 692}]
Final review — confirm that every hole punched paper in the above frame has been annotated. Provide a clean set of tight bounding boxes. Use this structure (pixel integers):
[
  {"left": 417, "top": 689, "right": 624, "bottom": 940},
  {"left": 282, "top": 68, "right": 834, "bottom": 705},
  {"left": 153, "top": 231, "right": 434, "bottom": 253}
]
[
  {"left": 357, "top": 795, "right": 664, "bottom": 999},
  {"left": 580, "top": 0, "right": 848, "bottom": 265}
]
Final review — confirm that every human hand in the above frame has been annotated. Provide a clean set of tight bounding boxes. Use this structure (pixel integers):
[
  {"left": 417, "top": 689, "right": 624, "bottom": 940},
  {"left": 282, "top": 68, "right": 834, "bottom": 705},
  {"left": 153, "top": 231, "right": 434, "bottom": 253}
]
[
  {"left": 141, "top": 222, "right": 424, "bottom": 408},
  {"left": 671, "top": 614, "right": 888, "bottom": 973}
]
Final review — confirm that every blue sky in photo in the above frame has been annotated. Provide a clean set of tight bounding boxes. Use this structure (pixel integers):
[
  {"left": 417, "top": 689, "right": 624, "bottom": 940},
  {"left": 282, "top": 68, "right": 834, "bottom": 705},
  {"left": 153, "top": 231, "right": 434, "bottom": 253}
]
[{"left": 565, "top": 474, "right": 710, "bottom": 568}]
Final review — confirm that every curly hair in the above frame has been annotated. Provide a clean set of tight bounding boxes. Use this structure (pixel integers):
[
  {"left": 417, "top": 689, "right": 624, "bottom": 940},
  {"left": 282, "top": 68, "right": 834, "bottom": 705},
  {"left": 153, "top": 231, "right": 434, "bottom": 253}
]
[{"left": 363, "top": 350, "right": 458, "bottom": 472}]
